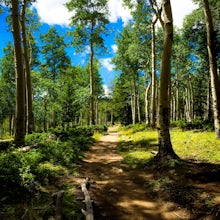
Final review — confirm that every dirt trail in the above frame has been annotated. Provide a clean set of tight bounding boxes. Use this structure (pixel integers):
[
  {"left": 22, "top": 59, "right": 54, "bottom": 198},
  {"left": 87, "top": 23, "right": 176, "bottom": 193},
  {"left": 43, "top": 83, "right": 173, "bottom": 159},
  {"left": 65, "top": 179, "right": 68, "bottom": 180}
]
[{"left": 71, "top": 127, "right": 190, "bottom": 219}]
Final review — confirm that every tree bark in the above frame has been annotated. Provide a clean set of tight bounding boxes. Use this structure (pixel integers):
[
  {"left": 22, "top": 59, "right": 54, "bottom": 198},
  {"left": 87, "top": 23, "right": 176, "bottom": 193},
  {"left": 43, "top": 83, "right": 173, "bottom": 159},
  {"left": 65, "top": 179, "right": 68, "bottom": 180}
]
[
  {"left": 203, "top": 0, "right": 220, "bottom": 138},
  {"left": 90, "top": 40, "right": 95, "bottom": 125},
  {"left": 110, "top": 108, "right": 114, "bottom": 126},
  {"left": 206, "top": 75, "right": 212, "bottom": 121},
  {"left": 10, "top": 114, "right": 14, "bottom": 136},
  {"left": 43, "top": 98, "right": 47, "bottom": 131},
  {"left": 133, "top": 76, "right": 137, "bottom": 124},
  {"left": 150, "top": 17, "right": 158, "bottom": 128},
  {"left": 130, "top": 79, "right": 136, "bottom": 125},
  {"left": 95, "top": 101, "right": 99, "bottom": 124},
  {"left": 21, "top": 0, "right": 34, "bottom": 134},
  {"left": 145, "top": 80, "right": 151, "bottom": 125},
  {"left": 175, "top": 72, "right": 179, "bottom": 120},
  {"left": 137, "top": 87, "right": 141, "bottom": 123},
  {"left": 157, "top": 0, "right": 179, "bottom": 160},
  {"left": 11, "top": 0, "right": 26, "bottom": 146}
]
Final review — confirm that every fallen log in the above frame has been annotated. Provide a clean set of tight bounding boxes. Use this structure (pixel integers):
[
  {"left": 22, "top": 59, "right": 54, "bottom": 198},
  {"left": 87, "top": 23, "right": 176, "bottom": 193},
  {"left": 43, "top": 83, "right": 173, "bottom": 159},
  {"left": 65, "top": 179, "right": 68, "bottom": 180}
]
[{"left": 81, "top": 178, "right": 94, "bottom": 220}]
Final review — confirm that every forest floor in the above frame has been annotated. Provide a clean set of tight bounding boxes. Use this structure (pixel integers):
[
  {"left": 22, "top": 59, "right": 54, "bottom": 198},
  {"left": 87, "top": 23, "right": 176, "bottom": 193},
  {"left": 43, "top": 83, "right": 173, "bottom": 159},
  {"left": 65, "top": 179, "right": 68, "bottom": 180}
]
[{"left": 60, "top": 127, "right": 220, "bottom": 220}]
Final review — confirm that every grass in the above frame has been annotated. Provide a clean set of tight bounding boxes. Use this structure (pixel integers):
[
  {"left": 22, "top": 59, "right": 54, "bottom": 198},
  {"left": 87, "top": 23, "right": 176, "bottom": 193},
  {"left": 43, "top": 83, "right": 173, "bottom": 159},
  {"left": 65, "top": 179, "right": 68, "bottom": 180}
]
[
  {"left": 171, "top": 129, "right": 220, "bottom": 163},
  {"left": 92, "top": 131, "right": 103, "bottom": 141},
  {"left": 118, "top": 125, "right": 220, "bottom": 218},
  {"left": 118, "top": 129, "right": 158, "bottom": 168},
  {"left": 118, "top": 126, "right": 220, "bottom": 167}
]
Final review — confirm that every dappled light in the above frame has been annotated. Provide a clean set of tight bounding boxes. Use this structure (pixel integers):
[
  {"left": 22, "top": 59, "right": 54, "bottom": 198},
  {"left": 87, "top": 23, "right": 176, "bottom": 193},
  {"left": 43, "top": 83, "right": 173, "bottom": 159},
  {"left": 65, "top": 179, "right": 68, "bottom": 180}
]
[
  {"left": 0, "top": 0, "right": 220, "bottom": 218},
  {"left": 68, "top": 127, "right": 220, "bottom": 219}
]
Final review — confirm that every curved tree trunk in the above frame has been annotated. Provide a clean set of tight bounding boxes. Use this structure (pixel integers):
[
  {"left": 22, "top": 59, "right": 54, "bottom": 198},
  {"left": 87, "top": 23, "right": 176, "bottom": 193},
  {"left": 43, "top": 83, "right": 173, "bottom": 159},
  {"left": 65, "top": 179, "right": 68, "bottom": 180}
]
[
  {"left": 203, "top": 0, "right": 220, "bottom": 138},
  {"left": 145, "top": 80, "right": 151, "bottom": 125},
  {"left": 11, "top": 0, "right": 26, "bottom": 146},
  {"left": 157, "top": 0, "right": 179, "bottom": 161}
]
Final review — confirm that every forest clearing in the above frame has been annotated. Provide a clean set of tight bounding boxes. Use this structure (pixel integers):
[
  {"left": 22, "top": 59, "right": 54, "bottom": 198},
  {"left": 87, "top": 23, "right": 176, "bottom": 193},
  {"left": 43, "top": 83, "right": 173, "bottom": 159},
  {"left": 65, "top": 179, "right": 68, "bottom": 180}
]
[{"left": 0, "top": 0, "right": 220, "bottom": 219}]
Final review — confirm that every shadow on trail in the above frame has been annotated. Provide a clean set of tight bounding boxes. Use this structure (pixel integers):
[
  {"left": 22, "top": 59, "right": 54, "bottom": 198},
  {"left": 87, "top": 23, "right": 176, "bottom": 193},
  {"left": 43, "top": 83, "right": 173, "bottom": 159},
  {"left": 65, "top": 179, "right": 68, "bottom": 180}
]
[
  {"left": 76, "top": 132, "right": 220, "bottom": 220},
  {"left": 152, "top": 161, "right": 220, "bottom": 219},
  {"left": 116, "top": 132, "right": 220, "bottom": 218},
  {"left": 117, "top": 138, "right": 158, "bottom": 153},
  {"left": 78, "top": 138, "right": 182, "bottom": 219},
  {"left": 80, "top": 153, "right": 164, "bottom": 219}
]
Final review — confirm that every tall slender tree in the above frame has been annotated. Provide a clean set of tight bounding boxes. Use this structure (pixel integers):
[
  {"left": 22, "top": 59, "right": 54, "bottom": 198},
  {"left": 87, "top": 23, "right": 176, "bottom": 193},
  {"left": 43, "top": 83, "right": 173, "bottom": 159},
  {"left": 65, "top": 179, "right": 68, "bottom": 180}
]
[
  {"left": 157, "top": 0, "right": 179, "bottom": 160},
  {"left": 66, "top": 0, "right": 109, "bottom": 125},
  {"left": 21, "top": 0, "right": 34, "bottom": 134},
  {"left": 11, "top": 0, "right": 26, "bottom": 146},
  {"left": 203, "top": 0, "right": 220, "bottom": 138}
]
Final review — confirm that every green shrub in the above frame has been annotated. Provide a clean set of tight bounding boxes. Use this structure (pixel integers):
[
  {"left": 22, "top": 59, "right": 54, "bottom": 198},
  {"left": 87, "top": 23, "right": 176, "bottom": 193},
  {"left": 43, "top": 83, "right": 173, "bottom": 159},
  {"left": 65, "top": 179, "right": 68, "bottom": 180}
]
[
  {"left": 0, "top": 140, "right": 13, "bottom": 151},
  {"left": 36, "top": 162, "right": 68, "bottom": 184},
  {"left": 25, "top": 132, "right": 50, "bottom": 145},
  {"left": 38, "top": 139, "right": 85, "bottom": 166},
  {"left": 90, "top": 124, "right": 108, "bottom": 134},
  {"left": 48, "top": 126, "right": 95, "bottom": 141},
  {"left": 170, "top": 120, "right": 214, "bottom": 131},
  {"left": 0, "top": 151, "right": 22, "bottom": 189},
  {"left": 68, "top": 126, "right": 94, "bottom": 137},
  {"left": 0, "top": 125, "right": 95, "bottom": 210},
  {"left": 0, "top": 149, "right": 37, "bottom": 202},
  {"left": 120, "top": 123, "right": 147, "bottom": 134},
  {"left": 170, "top": 120, "right": 187, "bottom": 129},
  {"left": 18, "top": 149, "right": 42, "bottom": 188}
]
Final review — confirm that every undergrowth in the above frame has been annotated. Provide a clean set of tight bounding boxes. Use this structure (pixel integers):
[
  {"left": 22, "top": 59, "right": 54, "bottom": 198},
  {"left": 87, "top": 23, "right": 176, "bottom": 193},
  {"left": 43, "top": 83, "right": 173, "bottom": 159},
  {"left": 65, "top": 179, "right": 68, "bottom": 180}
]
[{"left": 0, "top": 125, "right": 105, "bottom": 219}]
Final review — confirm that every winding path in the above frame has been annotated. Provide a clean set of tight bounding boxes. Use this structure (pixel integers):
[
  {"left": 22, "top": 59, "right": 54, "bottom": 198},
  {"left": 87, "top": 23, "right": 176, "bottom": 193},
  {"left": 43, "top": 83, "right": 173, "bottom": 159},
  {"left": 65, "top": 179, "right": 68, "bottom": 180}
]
[{"left": 70, "top": 127, "right": 189, "bottom": 219}]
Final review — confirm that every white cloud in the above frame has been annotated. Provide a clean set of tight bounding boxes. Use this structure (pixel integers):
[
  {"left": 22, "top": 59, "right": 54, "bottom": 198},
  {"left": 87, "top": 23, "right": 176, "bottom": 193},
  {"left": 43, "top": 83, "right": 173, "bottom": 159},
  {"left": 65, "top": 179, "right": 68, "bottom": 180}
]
[
  {"left": 171, "top": 0, "right": 198, "bottom": 28},
  {"left": 32, "top": 0, "right": 197, "bottom": 29},
  {"left": 32, "top": 0, "right": 72, "bottom": 26},
  {"left": 107, "top": 0, "right": 132, "bottom": 25},
  {"left": 111, "top": 44, "right": 118, "bottom": 53},
  {"left": 80, "top": 45, "right": 90, "bottom": 57},
  {"left": 33, "top": 0, "right": 132, "bottom": 26},
  {"left": 100, "top": 58, "right": 114, "bottom": 72}
]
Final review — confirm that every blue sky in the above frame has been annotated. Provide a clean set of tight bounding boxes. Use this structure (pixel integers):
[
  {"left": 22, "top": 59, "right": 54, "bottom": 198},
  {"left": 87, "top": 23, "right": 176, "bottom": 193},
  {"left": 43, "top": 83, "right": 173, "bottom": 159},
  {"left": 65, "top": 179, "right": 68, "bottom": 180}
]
[{"left": 0, "top": 0, "right": 197, "bottom": 88}]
